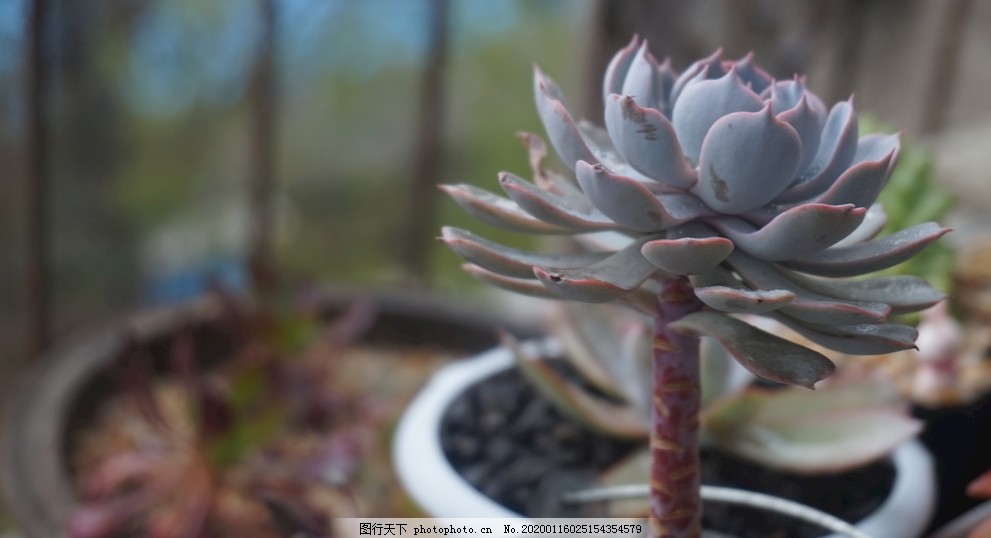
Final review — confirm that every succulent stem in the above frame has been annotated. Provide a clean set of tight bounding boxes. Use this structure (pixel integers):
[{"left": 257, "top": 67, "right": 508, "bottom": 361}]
[{"left": 649, "top": 276, "right": 703, "bottom": 538}]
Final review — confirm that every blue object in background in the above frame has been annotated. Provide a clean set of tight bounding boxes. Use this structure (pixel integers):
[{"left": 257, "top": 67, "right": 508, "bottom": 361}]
[{"left": 142, "top": 256, "right": 249, "bottom": 305}]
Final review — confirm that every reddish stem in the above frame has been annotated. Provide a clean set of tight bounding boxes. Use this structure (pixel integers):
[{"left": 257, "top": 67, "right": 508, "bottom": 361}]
[{"left": 649, "top": 276, "right": 703, "bottom": 538}]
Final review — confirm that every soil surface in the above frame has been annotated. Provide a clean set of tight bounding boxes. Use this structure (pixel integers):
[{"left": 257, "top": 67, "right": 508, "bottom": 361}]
[{"left": 442, "top": 366, "right": 896, "bottom": 538}]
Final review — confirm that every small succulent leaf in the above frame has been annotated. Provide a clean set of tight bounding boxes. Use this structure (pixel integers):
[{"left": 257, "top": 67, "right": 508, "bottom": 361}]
[
  {"left": 669, "top": 311, "right": 836, "bottom": 388},
  {"left": 534, "top": 67, "right": 596, "bottom": 169},
  {"left": 619, "top": 320, "right": 655, "bottom": 417},
  {"left": 967, "top": 469, "right": 991, "bottom": 499},
  {"left": 709, "top": 204, "right": 867, "bottom": 261},
  {"left": 812, "top": 151, "right": 895, "bottom": 208},
  {"left": 441, "top": 227, "right": 609, "bottom": 280},
  {"left": 575, "top": 161, "right": 700, "bottom": 232},
  {"left": 781, "top": 271, "right": 945, "bottom": 315},
  {"left": 503, "top": 333, "right": 648, "bottom": 439},
  {"left": 762, "top": 78, "right": 828, "bottom": 123},
  {"left": 727, "top": 252, "right": 891, "bottom": 325},
  {"left": 517, "top": 132, "right": 589, "bottom": 206},
  {"left": 604, "top": 94, "right": 696, "bottom": 188},
  {"left": 831, "top": 203, "right": 888, "bottom": 248},
  {"left": 670, "top": 49, "right": 726, "bottom": 105},
  {"left": 772, "top": 313, "right": 919, "bottom": 355},
  {"left": 534, "top": 237, "right": 659, "bottom": 303},
  {"left": 700, "top": 335, "right": 755, "bottom": 408},
  {"left": 602, "top": 35, "right": 641, "bottom": 104},
  {"left": 621, "top": 42, "right": 664, "bottom": 110},
  {"left": 462, "top": 264, "right": 561, "bottom": 300},
  {"left": 755, "top": 377, "right": 906, "bottom": 421},
  {"left": 577, "top": 120, "right": 656, "bottom": 183},
  {"left": 694, "top": 286, "right": 795, "bottom": 314},
  {"left": 641, "top": 236, "right": 733, "bottom": 275},
  {"left": 654, "top": 58, "right": 679, "bottom": 118},
  {"left": 672, "top": 67, "right": 764, "bottom": 164},
  {"left": 853, "top": 132, "right": 901, "bottom": 166},
  {"left": 731, "top": 53, "right": 773, "bottom": 94},
  {"left": 551, "top": 304, "right": 636, "bottom": 400},
  {"left": 694, "top": 106, "right": 802, "bottom": 214},
  {"left": 689, "top": 263, "right": 745, "bottom": 288},
  {"left": 776, "top": 96, "right": 822, "bottom": 176},
  {"left": 781, "top": 222, "right": 951, "bottom": 277},
  {"left": 498, "top": 172, "right": 618, "bottom": 231},
  {"left": 776, "top": 99, "right": 859, "bottom": 203},
  {"left": 440, "top": 183, "right": 570, "bottom": 234},
  {"left": 703, "top": 388, "right": 921, "bottom": 474}
]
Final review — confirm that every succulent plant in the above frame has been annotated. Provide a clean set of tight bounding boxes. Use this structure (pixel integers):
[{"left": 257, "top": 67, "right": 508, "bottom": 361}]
[
  {"left": 442, "top": 36, "right": 947, "bottom": 538},
  {"left": 66, "top": 296, "right": 378, "bottom": 538},
  {"left": 505, "top": 302, "right": 922, "bottom": 479}
]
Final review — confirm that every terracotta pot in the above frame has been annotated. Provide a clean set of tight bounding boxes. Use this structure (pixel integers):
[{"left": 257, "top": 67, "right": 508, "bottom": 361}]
[{"left": 1, "top": 291, "right": 536, "bottom": 538}]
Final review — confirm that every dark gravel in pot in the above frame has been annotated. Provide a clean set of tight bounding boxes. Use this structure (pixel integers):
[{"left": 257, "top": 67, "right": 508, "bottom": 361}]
[{"left": 441, "top": 364, "right": 896, "bottom": 537}]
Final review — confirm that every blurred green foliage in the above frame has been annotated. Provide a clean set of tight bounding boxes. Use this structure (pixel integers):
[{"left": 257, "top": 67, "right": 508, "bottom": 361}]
[{"left": 862, "top": 117, "right": 957, "bottom": 293}]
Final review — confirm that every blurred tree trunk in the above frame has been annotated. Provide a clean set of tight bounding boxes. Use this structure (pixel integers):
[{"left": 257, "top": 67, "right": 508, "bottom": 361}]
[
  {"left": 248, "top": 0, "right": 279, "bottom": 294},
  {"left": 25, "top": 0, "right": 50, "bottom": 359},
  {"left": 919, "top": 0, "right": 973, "bottom": 134},
  {"left": 400, "top": 0, "right": 450, "bottom": 286}
]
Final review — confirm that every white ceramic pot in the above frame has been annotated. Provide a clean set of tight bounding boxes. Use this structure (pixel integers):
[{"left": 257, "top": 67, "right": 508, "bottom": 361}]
[{"left": 393, "top": 344, "right": 937, "bottom": 537}]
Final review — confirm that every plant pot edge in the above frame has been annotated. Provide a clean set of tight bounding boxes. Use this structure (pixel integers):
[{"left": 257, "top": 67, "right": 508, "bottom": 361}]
[{"left": 393, "top": 342, "right": 937, "bottom": 537}]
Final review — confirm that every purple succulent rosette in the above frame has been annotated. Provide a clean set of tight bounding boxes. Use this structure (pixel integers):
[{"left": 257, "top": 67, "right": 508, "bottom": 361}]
[{"left": 441, "top": 37, "right": 948, "bottom": 374}]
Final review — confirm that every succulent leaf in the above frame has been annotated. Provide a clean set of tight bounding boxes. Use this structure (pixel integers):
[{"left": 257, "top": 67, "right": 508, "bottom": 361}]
[
  {"left": 672, "top": 68, "right": 764, "bottom": 164},
  {"left": 669, "top": 311, "right": 835, "bottom": 388},
  {"left": 621, "top": 42, "right": 664, "bottom": 111},
  {"left": 534, "top": 67, "right": 596, "bottom": 169},
  {"left": 575, "top": 161, "right": 707, "bottom": 232},
  {"left": 440, "top": 227, "right": 609, "bottom": 280},
  {"left": 461, "top": 264, "right": 561, "bottom": 300},
  {"left": 694, "top": 106, "right": 801, "bottom": 214},
  {"left": 853, "top": 132, "right": 901, "bottom": 166},
  {"left": 831, "top": 204, "right": 887, "bottom": 247},
  {"left": 785, "top": 272, "right": 944, "bottom": 315},
  {"left": 709, "top": 203, "right": 866, "bottom": 261},
  {"left": 517, "top": 132, "right": 589, "bottom": 204},
  {"left": 694, "top": 286, "right": 795, "bottom": 314},
  {"left": 782, "top": 222, "right": 951, "bottom": 277},
  {"left": 772, "top": 313, "right": 918, "bottom": 355},
  {"left": 602, "top": 35, "right": 641, "bottom": 104},
  {"left": 503, "top": 333, "right": 648, "bottom": 439},
  {"left": 641, "top": 236, "right": 733, "bottom": 275},
  {"left": 670, "top": 49, "right": 726, "bottom": 105},
  {"left": 777, "top": 99, "right": 859, "bottom": 202},
  {"left": 702, "top": 383, "right": 922, "bottom": 474},
  {"left": 533, "top": 236, "right": 659, "bottom": 303},
  {"left": 440, "top": 184, "right": 570, "bottom": 234},
  {"left": 727, "top": 252, "right": 892, "bottom": 326},
  {"left": 498, "top": 172, "right": 618, "bottom": 231},
  {"left": 812, "top": 151, "right": 895, "bottom": 208},
  {"left": 776, "top": 96, "right": 822, "bottom": 176},
  {"left": 604, "top": 95, "right": 695, "bottom": 188},
  {"left": 730, "top": 53, "right": 773, "bottom": 95}
]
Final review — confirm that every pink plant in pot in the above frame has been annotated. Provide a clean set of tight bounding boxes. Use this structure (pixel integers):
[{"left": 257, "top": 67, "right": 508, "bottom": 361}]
[{"left": 440, "top": 36, "right": 947, "bottom": 538}]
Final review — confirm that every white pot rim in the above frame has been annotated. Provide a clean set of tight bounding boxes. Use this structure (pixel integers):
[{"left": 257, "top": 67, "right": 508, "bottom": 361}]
[{"left": 393, "top": 342, "right": 936, "bottom": 537}]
